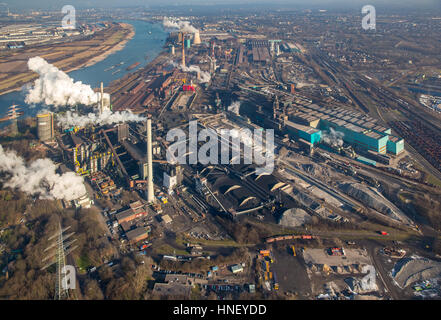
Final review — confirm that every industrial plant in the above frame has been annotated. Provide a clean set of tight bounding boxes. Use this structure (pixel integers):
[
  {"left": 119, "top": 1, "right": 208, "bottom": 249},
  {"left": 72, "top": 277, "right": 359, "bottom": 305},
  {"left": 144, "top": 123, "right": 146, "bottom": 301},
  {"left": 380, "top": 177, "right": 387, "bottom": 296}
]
[{"left": 0, "top": 3, "right": 441, "bottom": 304}]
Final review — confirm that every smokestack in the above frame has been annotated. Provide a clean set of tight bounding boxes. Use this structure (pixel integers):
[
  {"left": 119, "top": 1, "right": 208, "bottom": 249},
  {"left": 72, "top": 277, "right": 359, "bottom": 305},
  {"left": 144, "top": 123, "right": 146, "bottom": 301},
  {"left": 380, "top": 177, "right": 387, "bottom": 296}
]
[
  {"left": 193, "top": 31, "right": 201, "bottom": 45},
  {"left": 146, "top": 118, "right": 154, "bottom": 203},
  {"left": 100, "top": 82, "right": 104, "bottom": 114},
  {"left": 181, "top": 32, "right": 186, "bottom": 68}
]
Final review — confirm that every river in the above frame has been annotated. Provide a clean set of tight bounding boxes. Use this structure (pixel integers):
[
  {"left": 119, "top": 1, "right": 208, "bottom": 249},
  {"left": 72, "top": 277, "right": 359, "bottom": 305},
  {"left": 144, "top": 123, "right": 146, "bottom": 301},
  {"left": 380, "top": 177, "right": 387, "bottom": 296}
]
[{"left": 0, "top": 20, "right": 167, "bottom": 128}]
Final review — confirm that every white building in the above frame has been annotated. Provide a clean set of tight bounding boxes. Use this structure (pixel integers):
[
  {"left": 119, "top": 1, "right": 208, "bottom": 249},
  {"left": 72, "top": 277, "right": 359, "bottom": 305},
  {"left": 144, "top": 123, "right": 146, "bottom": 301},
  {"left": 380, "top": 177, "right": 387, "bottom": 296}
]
[{"left": 73, "top": 193, "right": 93, "bottom": 209}]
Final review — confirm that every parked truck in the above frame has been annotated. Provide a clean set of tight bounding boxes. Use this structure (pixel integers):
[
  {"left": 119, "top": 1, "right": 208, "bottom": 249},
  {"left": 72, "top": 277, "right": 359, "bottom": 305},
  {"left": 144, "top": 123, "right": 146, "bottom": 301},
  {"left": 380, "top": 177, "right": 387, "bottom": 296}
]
[{"left": 273, "top": 271, "right": 279, "bottom": 290}]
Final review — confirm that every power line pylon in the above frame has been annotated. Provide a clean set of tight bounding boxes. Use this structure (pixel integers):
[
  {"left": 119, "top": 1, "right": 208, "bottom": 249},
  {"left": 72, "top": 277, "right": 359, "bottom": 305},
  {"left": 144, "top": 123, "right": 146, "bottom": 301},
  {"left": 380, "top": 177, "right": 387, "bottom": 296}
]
[
  {"left": 7, "top": 105, "right": 21, "bottom": 135},
  {"left": 41, "top": 222, "right": 78, "bottom": 300}
]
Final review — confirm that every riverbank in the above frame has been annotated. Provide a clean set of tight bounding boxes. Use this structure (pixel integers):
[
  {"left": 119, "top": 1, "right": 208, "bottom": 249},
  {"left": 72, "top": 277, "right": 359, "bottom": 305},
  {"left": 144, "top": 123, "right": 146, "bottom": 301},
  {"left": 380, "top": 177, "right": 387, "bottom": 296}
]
[
  {"left": 82, "top": 23, "right": 135, "bottom": 69},
  {"left": 0, "top": 22, "right": 135, "bottom": 96}
]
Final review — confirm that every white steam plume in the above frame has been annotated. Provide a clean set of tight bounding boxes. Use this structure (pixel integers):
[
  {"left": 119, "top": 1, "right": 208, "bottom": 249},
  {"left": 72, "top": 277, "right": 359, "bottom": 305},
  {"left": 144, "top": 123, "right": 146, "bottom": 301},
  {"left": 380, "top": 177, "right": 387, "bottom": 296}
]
[
  {"left": 227, "top": 101, "right": 241, "bottom": 115},
  {"left": 168, "top": 60, "right": 211, "bottom": 84},
  {"left": 25, "top": 56, "right": 99, "bottom": 107},
  {"left": 321, "top": 128, "right": 344, "bottom": 147},
  {"left": 163, "top": 17, "right": 198, "bottom": 33},
  {"left": 0, "top": 145, "right": 87, "bottom": 201},
  {"left": 57, "top": 109, "right": 146, "bottom": 129}
]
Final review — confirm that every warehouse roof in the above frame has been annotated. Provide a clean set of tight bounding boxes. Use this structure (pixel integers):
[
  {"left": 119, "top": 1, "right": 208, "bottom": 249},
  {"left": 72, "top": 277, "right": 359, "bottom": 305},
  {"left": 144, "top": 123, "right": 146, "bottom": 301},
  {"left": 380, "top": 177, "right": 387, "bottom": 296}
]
[
  {"left": 308, "top": 104, "right": 320, "bottom": 110},
  {"left": 116, "top": 208, "right": 134, "bottom": 221},
  {"left": 388, "top": 135, "right": 404, "bottom": 143},
  {"left": 161, "top": 214, "right": 172, "bottom": 224},
  {"left": 126, "top": 226, "right": 150, "bottom": 242},
  {"left": 365, "top": 131, "right": 383, "bottom": 140},
  {"left": 285, "top": 120, "right": 320, "bottom": 134}
]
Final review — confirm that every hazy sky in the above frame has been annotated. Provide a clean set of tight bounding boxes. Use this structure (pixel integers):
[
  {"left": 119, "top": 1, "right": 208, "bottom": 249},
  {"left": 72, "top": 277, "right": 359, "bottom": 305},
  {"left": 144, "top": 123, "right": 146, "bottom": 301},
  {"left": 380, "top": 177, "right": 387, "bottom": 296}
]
[{"left": 1, "top": 0, "right": 440, "bottom": 11}]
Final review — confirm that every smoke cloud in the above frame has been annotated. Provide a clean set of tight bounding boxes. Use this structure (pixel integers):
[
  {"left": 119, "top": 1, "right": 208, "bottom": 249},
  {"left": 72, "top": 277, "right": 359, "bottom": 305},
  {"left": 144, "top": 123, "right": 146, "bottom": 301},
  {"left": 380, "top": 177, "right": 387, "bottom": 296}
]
[
  {"left": 321, "top": 128, "right": 344, "bottom": 147},
  {"left": 163, "top": 17, "right": 199, "bottom": 33},
  {"left": 168, "top": 60, "right": 211, "bottom": 84},
  {"left": 227, "top": 101, "right": 241, "bottom": 115},
  {"left": 57, "top": 109, "right": 146, "bottom": 129},
  {"left": 0, "top": 145, "right": 87, "bottom": 201},
  {"left": 182, "top": 65, "right": 211, "bottom": 84},
  {"left": 25, "top": 56, "right": 99, "bottom": 107}
]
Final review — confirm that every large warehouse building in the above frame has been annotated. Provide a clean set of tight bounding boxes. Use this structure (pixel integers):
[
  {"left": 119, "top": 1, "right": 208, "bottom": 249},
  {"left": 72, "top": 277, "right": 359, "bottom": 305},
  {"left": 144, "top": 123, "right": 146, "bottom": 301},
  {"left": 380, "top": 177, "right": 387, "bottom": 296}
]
[
  {"left": 284, "top": 120, "right": 322, "bottom": 144},
  {"left": 284, "top": 103, "right": 404, "bottom": 155}
]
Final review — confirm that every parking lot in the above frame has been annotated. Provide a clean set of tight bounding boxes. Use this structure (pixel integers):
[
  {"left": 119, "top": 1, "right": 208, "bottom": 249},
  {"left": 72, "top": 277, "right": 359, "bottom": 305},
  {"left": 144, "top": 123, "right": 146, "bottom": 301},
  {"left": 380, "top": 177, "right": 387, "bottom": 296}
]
[
  {"left": 270, "top": 245, "right": 312, "bottom": 298},
  {"left": 303, "top": 248, "right": 372, "bottom": 267}
]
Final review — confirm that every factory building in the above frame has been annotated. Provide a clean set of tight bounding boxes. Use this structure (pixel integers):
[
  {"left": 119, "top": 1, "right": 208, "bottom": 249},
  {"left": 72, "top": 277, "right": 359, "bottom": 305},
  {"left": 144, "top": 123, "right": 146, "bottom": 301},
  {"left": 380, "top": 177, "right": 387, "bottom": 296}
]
[
  {"left": 71, "top": 136, "right": 113, "bottom": 175},
  {"left": 126, "top": 226, "right": 150, "bottom": 244},
  {"left": 37, "top": 112, "right": 54, "bottom": 141},
  {"left": 387, "top": 135, "right": 405, "bottom": 155},
  {"left": 288, "top": 111, "right": 320, "bottom": 128},
  {"left": 319, "top": 117, "right": 388, "bottom": 154},
  {"left": 284, "top": 120, "right": 322, "bottom": 144},
  {"left": 285, "top": 103, "right": 405, "bottom": 155},
  {"left": 163, "top": 165, "right": 183, "bottom": 194},
  {"left": 116, "top": 200, "right": 147, "bottom": 224},
  {"left": 73, "top": 193, "right": 93, "bottom": 209}
]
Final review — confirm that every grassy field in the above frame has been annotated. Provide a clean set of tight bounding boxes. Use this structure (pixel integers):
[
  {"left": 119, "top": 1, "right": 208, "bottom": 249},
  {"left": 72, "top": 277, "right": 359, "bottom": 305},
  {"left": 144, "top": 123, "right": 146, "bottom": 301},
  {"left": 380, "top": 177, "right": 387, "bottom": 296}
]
[
  {"left": 153, "top": 244, "right": 188, "bottom": 256},
  {"left": 77, "top": 253, "right": 92, "bottom": 273},
  {"left": 426, "top": 174, "right": 441, "bottom": 188}
]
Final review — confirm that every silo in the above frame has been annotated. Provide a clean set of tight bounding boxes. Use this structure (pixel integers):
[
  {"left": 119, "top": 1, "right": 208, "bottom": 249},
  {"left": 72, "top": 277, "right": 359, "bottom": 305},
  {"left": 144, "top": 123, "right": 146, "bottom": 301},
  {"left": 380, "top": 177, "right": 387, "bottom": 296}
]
[{"left": 37, "top": 113, "right": 54, "bottom": 142}]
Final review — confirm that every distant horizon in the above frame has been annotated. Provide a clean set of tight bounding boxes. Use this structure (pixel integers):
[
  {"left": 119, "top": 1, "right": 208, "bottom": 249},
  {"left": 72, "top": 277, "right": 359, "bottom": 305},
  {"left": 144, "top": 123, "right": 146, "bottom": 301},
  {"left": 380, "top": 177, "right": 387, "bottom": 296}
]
[{"left": 1, "top": 0, "right": 440, "bottom": 13}]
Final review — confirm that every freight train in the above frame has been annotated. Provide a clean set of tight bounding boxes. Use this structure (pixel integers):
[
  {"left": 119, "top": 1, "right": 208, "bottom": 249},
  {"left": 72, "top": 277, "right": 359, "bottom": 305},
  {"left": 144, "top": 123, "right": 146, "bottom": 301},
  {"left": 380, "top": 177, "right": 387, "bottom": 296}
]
[{"left": 265, "top": 234, "right": 315, "bottom": 243}]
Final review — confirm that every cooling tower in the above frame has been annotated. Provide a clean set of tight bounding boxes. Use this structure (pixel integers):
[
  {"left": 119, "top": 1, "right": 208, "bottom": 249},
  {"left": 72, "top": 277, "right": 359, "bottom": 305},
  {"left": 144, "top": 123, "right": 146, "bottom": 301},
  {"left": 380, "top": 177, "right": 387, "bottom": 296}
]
[{"left": 193, "top": 31, "right": 201, "bottom": 45}]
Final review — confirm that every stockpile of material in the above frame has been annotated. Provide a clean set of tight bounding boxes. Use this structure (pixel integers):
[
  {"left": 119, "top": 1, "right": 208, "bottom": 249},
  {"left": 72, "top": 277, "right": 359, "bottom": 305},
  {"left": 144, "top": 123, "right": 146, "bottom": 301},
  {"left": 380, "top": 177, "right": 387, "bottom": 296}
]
[
  {"left": 278, "top": 208, "right": 312, "bottom": 227},
  {"left": 392, "top": 256, "right": 441, "bottom": 288},
  {"left": 338, "top": 182, "right": 408, "bottom": 223}
]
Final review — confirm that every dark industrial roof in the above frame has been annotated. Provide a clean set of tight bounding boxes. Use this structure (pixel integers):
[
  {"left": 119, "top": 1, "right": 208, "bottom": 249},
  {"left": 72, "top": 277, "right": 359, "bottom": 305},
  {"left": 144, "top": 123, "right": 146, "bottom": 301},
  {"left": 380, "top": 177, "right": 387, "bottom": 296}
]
[{"left": 126, "top": 226, "right": 150, "bottom": 241}]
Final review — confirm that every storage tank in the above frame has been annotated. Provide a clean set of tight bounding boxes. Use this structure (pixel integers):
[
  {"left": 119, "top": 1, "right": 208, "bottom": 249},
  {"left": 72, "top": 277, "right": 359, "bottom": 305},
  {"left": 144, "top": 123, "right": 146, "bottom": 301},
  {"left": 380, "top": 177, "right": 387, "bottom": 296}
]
[{"left": 37, "top": 112, "right": 54, "bottom": 142}]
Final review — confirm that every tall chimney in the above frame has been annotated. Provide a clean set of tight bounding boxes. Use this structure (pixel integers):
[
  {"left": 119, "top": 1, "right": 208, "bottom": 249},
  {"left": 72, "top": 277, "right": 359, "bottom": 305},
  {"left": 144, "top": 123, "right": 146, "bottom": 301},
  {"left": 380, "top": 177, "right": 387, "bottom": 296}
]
[
  {"left": 146, "top": 118, "right": 154, "bottom": 203},
  {"left": 181, "top": 32, "right": 186, "bottom": 68},
  {"left": 100, "top": 82, "right": 104, "bottom": 114}
]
